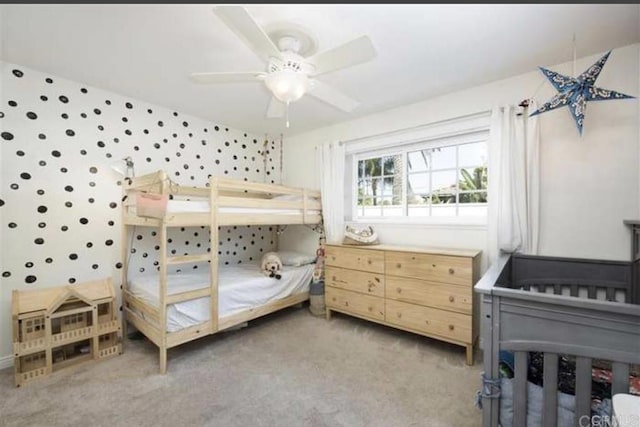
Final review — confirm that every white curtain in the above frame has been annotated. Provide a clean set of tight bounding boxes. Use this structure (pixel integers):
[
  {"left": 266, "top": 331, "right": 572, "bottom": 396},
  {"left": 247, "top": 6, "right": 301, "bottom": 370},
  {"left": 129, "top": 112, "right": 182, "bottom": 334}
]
[
  {"left": 316, "top": 141, "right": 345, "bottom": 244},
  {"left": 487, "top": 102, "right": 540, "bottom": 264}
]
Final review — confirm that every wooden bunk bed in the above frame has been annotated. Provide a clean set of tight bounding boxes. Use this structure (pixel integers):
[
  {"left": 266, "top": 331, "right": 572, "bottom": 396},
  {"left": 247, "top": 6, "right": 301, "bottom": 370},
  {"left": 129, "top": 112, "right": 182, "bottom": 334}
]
[{"left": 121, "top": 170, "right": 322, "bottom": 373}]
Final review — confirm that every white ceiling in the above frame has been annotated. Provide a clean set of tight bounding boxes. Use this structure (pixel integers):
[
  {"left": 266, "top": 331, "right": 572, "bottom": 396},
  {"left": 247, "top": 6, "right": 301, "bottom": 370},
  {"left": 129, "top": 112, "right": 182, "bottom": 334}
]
[{"left": 2, "top": 4, "right": 639, "bottom": 136}]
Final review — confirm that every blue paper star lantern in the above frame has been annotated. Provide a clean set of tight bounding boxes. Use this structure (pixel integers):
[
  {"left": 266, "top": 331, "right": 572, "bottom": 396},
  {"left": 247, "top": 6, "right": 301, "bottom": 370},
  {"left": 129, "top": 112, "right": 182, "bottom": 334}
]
[{"left": 530, "top": 50, "right": 635, "bottom": 135}]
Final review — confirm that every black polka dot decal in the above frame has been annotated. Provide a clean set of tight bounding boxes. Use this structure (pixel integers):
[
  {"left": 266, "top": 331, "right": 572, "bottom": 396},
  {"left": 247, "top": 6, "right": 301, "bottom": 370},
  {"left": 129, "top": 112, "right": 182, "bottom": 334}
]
[{"left": 2, "top": 64, "right": 281, "bottom": 291}]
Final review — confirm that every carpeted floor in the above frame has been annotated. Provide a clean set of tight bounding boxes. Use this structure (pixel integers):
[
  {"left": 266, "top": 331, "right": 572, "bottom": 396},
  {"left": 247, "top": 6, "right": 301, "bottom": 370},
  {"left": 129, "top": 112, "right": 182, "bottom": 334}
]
[{"left": 0, "top": 306, "right": 483, "bottom": 427}]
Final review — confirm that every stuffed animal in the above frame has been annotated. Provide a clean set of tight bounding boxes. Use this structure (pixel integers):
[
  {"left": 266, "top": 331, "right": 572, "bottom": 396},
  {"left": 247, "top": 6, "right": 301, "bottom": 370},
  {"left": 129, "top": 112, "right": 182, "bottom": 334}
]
[{"left": 261, "top": 252, "right": 282, "bottom": 280}]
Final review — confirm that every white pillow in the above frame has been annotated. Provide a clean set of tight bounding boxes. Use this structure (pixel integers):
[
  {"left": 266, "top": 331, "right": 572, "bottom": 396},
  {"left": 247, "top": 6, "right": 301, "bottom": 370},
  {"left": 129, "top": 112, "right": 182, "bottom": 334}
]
[{"left": 277, "top": 251, "right": 316, "bottom": 266}]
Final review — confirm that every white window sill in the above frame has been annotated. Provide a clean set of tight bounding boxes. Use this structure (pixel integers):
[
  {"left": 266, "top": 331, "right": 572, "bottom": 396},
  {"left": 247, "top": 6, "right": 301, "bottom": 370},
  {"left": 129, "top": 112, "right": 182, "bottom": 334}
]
[{"left": 348, "top": 218, "right": 488, "bottom": 230}]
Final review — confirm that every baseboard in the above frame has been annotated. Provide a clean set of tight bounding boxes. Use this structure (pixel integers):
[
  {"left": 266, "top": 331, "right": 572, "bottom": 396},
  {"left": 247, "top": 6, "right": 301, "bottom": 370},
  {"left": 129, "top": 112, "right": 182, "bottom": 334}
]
[{"left": 0, "top": 354, "right": 14, "bottom": 371}]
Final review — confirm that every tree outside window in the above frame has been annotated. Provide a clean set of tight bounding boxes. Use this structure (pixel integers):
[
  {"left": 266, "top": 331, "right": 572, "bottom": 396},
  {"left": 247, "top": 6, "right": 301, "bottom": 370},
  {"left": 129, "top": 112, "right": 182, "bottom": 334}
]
[{"left": 356, "top": 140, "right": 487, "bottom": 218}]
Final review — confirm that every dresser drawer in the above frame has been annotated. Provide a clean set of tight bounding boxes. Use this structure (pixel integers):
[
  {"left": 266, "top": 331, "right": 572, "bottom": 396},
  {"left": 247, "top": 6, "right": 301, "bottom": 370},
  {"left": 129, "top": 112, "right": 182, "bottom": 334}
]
[
  {"left": 325, "top": 245, "right": 384, "bottom": 273},
  {"left": 385, "top": 299, "right": 471, "bottom": 343},
  {"left": 385, "top": 251, "right": 472, "bottom": 286},
  {"left": 386, "top": 276, "right": 472, "bottom": 314},
  {"left": 325, "top": 266, "right": 385, "bottom": 297},
  {"left": 326, "top": 287, "right": 385, "bottom": 321}
]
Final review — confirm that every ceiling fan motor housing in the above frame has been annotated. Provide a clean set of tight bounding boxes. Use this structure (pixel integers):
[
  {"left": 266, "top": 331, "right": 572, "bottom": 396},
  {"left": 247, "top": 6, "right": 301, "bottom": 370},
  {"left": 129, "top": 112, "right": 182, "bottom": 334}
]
[{"left": 267, "top": 52, "right": 315, "bottom": 74}]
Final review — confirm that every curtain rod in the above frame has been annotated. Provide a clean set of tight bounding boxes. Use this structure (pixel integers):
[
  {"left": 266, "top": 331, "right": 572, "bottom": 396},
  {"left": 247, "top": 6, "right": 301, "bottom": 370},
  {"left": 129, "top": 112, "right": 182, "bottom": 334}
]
[{"left": 338, "top": 109, "right": 492, "bottom": 146}]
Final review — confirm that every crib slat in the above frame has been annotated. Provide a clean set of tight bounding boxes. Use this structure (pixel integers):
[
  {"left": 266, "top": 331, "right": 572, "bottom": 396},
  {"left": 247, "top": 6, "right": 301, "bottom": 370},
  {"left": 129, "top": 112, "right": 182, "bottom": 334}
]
[
  {"left": 612, "top": 362, "right": 630, "bottom": 396},
  {"left": 587, "top": 286, "right": 597, "bottom": 299},
  {"left": 605, "top": 287, "right": 616, "bottom": 302},
  {"left": 542, "top": 353, "right": 558, "bottom": 427},
  {"left": 553, "top": 284, "right": 562, "bottom": 295},
  {"left": 514, "top": 351, "right": 528, "bottom": 427},
  {"left": 570, "top": 285, "right": 579, "bottom": 297},
  {"left": 537, "top": 284, "right": 546, "bottom": 293},
  {"left": 575, "top": 357, "right": 592, "bottom": 426}
]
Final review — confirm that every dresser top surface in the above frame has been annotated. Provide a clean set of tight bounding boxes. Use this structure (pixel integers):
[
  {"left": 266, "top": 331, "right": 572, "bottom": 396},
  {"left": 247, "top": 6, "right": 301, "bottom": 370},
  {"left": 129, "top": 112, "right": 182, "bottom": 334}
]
[{"left": 326, "top": 243, "right": 481, "bottom": 258}]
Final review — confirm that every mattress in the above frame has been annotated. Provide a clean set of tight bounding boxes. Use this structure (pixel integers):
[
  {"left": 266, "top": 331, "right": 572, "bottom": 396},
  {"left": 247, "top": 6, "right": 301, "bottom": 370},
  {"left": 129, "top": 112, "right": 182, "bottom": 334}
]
[
  {"left": 128, "top": 263, "right": 313, "bottom": 332},
  {"left": 131, "top": 199, "right": 320, "bottom": 216},
  {"left": 169, "top": 199, "right": 321, "bottom": 215}
]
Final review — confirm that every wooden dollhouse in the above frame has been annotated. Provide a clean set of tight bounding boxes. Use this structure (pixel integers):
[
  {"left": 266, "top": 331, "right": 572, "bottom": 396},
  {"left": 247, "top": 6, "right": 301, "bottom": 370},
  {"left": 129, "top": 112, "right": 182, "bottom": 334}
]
[{"left": 12, "top": 278, "right": 121, "bottom": 386}]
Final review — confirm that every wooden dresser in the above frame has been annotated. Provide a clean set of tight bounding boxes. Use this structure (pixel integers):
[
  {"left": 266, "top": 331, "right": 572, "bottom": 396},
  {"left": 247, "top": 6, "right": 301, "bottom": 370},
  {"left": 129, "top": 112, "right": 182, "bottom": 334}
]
[{"left": 324, "top": 243, "right": 482, "bottom": 365}]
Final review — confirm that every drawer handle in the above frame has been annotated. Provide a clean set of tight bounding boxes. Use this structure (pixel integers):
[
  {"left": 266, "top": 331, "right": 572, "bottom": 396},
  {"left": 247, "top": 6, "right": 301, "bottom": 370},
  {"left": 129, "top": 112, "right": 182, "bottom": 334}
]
[
  {"left": 396, "top": 287, "right": 402, "bottom": 294},
  {"left": 397, "top": 313, "right": 402, "bottom": 319},
  {"left": 396, "top": 263, "right": 402, "bottom": 268},
  {"left": 448, "top": 324, "right": 455, "bottom": 331},
  {"left": 375, "top": 277, "right": 380, "bottom": 283},
  {"left": 332, "top": 276, "right": 336, "bottom": 281},
  {"left": 425, "top": 320, "right": 430, "bottom": 325},
  {"left": 449, "top": 296, "right": 455, "bottom": 303},
  {"left": 449, "top": 268, "right": 455, "bottom": 275},
  {"left": 344, "top": 302, "right": 349, "bottom": 307},
  {"left": 368, "top": 306, "right": 373, "bottom": 312},
  {"left": 367, "top": 282, "right": 375, "bottom": 292},
  {"left": 411, "top": 256, "right": 416, "bottom": 260},
  {"left": 367, "top": 259, "right": 372, "bottom": 264},
  {"left": 332, "top": 256, "right": 336, "bottom": 260},
  {"left": 332, "top": 297, "right": 336, "bottom": 302}
]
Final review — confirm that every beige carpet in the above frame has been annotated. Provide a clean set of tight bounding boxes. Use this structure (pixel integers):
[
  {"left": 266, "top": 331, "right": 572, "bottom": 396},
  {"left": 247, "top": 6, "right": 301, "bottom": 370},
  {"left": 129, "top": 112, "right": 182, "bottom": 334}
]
[{"left": 0, "top": 306, "right": 483, "bottom": 427}]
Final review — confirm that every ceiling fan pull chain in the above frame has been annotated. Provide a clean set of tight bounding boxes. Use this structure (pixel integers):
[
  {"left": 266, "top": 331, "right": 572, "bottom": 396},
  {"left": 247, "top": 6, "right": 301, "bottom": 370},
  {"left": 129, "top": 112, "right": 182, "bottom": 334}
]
[{"left": 285, "top": 101, "right": 290, "bottom": 128}]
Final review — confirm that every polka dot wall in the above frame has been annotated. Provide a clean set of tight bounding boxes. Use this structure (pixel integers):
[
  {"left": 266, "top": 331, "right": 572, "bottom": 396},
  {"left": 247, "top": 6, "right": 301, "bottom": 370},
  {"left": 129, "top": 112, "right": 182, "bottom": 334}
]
[{"left": 0, "top": 61, "right": 281, "bottom": 356}]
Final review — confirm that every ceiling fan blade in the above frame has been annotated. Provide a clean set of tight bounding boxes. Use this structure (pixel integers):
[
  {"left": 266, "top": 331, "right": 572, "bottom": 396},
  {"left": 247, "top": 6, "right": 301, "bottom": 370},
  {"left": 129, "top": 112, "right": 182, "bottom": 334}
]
[
  {"left": 266, "top": 96, "right": 286, "bottom": 118},
  {"left": 308, "top": 79, "right": 360, "bottom": 112},
  {"left": 189, "top": 72, "right": 263, "bottom": 84},
  {"left": 307, "top": 35, "right": 376, "bottom": 76},
  {"left": 213, "top": 6, "right": 281, "bottom": 62}
]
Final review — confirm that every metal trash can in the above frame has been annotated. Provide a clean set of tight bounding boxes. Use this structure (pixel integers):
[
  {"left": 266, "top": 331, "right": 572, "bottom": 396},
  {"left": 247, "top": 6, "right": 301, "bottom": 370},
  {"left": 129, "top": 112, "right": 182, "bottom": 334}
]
[{"left": 309, "top": 280, "right": 325, "bottom": 317}]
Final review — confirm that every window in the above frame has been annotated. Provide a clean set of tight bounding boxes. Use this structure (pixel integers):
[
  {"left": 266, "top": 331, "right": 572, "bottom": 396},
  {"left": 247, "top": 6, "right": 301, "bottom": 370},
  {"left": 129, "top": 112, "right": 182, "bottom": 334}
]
[
  {"left": 65, "top": 313, "right": 85, "bottom": 325},
  {"left": 353, "top": 131, "right": 488, "bottom": 221}
]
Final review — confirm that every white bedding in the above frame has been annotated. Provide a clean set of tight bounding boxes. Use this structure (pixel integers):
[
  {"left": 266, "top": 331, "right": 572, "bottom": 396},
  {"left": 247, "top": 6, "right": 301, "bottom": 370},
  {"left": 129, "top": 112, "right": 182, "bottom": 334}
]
[
  {"left": 166, "top": 200, "right": 320, "bottom": 215},
  {"left": 128, "top": 263, "right": 313, "bottom": 332},
  {"left": 130, "top": 199, "right": 320, "bottom": 216}
]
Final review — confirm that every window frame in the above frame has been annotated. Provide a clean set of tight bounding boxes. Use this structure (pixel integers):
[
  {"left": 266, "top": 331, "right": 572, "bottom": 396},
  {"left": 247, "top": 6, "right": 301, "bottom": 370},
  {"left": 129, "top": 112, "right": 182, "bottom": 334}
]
[{"left": 350, "top": 130, "right": 489, "bottom": 226}]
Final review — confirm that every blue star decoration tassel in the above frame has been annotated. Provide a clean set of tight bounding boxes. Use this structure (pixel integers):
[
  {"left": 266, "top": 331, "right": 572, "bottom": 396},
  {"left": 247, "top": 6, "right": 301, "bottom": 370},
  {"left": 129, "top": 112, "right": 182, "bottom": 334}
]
[{"left": 530, "top": 50, "right": 635, "bottom": 135}]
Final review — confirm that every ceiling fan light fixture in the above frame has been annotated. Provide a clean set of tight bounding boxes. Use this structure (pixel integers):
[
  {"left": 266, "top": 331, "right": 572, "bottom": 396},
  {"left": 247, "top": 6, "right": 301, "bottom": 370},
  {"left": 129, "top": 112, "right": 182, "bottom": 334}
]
[{"left": 265, "top": 69, "right": 309, "bottom": 104}]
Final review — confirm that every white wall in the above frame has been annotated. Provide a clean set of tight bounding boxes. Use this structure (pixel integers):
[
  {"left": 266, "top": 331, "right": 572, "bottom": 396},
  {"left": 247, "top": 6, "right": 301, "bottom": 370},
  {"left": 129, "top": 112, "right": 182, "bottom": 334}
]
[
  {"left": 0, "top": 62, "right": 281, "bottom": 366},
  {"left": 280, "top": 43, "right": 640, "bottom": 270}
]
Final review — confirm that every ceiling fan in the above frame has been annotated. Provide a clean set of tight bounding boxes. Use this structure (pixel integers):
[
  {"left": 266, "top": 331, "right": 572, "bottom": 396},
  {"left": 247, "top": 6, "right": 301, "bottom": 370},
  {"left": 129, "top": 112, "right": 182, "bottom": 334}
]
[{"left": 189, "top": 6, "right": 377, "bottom": 127}]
